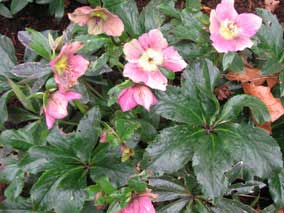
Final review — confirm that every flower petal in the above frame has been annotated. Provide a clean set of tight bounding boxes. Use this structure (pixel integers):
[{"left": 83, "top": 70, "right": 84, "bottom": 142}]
[
  {"left": 237, "top": 13, "right": 262, "bottom": 37},
  {"left": 102, "top": 10, "right": 124, "bottom": 36},
  {"left": 146, "top": 70, "right": 167, "bottom": 91},
  {"left": 133, "top": 85, "right": 157, "bottom": 111},
  {"left": 210, "top": 33, "right": 237, "bottom": 53},
  {"left": 162, "top": 47, "right": 187, "bottom": 72},
  {"left": 215, "top": 0, "right": 238, "bottom": 21},
  {"left": 45, "top": 92, "right": 68, "bottom": 120},
  {"left": 68, "top": 6, "right": 93, "bottom": 26},
  {"left": 63, "top": 91, "right": 82, "bottom": 101},
  {"left": 88, "top": 19, "right": 104, "bottom": 35},
  {"left": 45, "top": 111, "right": 56, "bottom": 129},
  {"left": 117, "top": 87, "right": 137, "bottom": 112},
  {"left": 123, "top": 63, "right": 148, "bottom": 84},
  {"left": 123, "top": 39, "right": 144, "bottom": 62},
  {"left": 69, "top": 55, "right": 90, "bottom": 77},
  {"left": 235, "top": 36, "right": 254, "bottom": 51},
  {"left": 209, "top": 10, "right": 220, "bottom": 34},
  {"left": 138, "top": 29, "right": 168, "bottom": 51}
]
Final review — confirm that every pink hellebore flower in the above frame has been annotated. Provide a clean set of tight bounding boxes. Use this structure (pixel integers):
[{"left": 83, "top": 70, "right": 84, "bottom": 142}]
[
  {"left": 209, "top": 0, "right": 262, "bottom": 53},
  {"left": 49, "top": 42, "right": 89, "bottom": 92},
  {"left": 118, "top": 85, "right": 158, "bottom": 112},
  {"left": 44, "top": 91, "right": 81, "bottom": 129},
  {"left": 68, "top": 6, "right": 124, "bottom": 37},
  {"left": 117, "top": 190, "right": 157, "bottom": 213},
  {"left": 123, "top": 29, "right": 187, "bottom": 91}
]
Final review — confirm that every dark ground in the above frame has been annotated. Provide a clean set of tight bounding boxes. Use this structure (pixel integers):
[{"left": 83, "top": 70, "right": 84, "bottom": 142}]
[
  {"left": 1, "top": 0, "right": 284, "bottom": 62},
  {"left": 0, "top": 0, "right": 284, "bottom": 209}
]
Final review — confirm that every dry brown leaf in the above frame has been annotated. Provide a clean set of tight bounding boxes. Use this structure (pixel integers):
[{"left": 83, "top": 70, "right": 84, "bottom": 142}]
[
  {"left": 242, "top": 83, "right": 284, "bottom": 122},
  {"left": 265, "top": 0, "right": 280, "bottom": 12},
  {"left": 226, "top": 66, "right": 278, "bottom": 88}
]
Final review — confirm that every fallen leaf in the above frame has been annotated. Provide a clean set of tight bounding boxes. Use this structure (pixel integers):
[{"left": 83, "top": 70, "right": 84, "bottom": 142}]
[
  {"left": 242, "top": 83, "right": 284, "bottom": 122},
  {"left": 264, "top": 0, "right": 280, "bottom": 12},
  {"left": 226, "top": 66, "right": 278, "bottom": 88}
]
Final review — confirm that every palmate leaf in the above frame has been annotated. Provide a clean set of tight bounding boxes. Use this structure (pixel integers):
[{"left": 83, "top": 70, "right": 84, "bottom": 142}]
[
  {"left": 145, "top": 125, "right": 196, "bottom": 173},
  {"left": 268, "top": 169, "right": 284, "bottom": 208},
  {"left": 145, "top": 59, "right": 283, "bottom": 199}
]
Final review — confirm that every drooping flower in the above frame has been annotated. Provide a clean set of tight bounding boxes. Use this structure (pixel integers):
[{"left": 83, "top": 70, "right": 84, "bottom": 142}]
[
  {"left": 44, "top": 91, "right": 81, "bottom": 129},
  {"left": 118, "top": 84, "right": 158, "bottom": 112},
  {"left": 68, "top": 6, "right": 124, "bottom": 36},
  {"left": 123, "top": 29, "right": 187, "bottom": 91},
  {"left": 49, "top": 42, "right": 89, "bottom": 92},
  {"left": 117, "top": 189, "right": 157, "bottom": 213},
  {"left": 209, "top": 0, "right": 262, "bottom": 53}
]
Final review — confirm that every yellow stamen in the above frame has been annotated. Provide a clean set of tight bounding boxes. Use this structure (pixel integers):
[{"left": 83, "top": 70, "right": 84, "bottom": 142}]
[
  {"left": 91, "top": 11, "right": 107, "bottom": 21},
  {"left": 219, "top": 19, "right": 239, "bottom": 40},
  {"left": 138, "top": 48, "right": 163, "bottom": 72},
  {"left": 55, "top": 55, "right": 68, "bottom": 75}
]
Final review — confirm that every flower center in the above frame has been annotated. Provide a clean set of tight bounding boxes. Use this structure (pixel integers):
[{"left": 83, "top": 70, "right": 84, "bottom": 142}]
[
  {"left": 90, "top": 11, "right": 107, "bottom": 21},
  {"left": 138, "top": 48, "right": 163, "bottom": 72},
  {"left": 55, "top": 55, "right": 68, "bottom": 75},
  {"left": 219, "top": 20, "right": 239, "bottom": 40}
]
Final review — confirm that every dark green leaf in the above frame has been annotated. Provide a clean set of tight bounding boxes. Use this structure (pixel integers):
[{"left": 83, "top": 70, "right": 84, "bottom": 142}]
[
  {"left": 256, "top": 9, "right": 283, "bottom": 56},
  {"left": 219, "top": 94, "right": 270, "bottom": 124},
  {"left": 75, "top": 35, "right": 108, "bottom": 55},
  {"left": 268, "top": 169, "right": 284, "bottom": 208},
  {"left": 10, "top": 0, "right": 29, "bottom": 15},
  {"left": 10, "top": 62, "right": 52, "bottom": 79},
  {"left": 145, "top": 125, "right": 195, "bottom": 173},
  {"left": 192, "top": 133, "right": 233, "bottom": 199},
  {"left": 7, "top": 78, "right": 35, "bottom": 112},
  {"left": 149, "top": 177, "right": 187, "bottom": 202},
  {"left": 139, "top": 0, "right": 169, "bottom": 31},
  {"left": 49, "top": 0, "right": 64, "bottom": 19},
  {"left": 73, "top": 106, "right": 101, "bottom": 162},
  {"left": 4, "top": 172, "right": 25, "bottom": 201},
  {"left": 0, "top": 91, "right": 11, "bottom": 125},
  {"left": 0, "top": 129, "right": 34, "bottom": 151},
  {"left": 0, "top": 34, "right": 17, "bottom": 64},
  {"left": 26, "top": 28, "right": 51, "bottom": 59},
  {"left": 214, "top": 198, "right": 255, "bottom": 213},
  {"left": 153, "top": 86, "right": 204, "bottom": 125},
  {"left": 91, "top": 144, "right": 134, "bottom": 187},
  {"left": 0, "top": 3, "right": 13, "bottom": 18},
  {"left": 222, "top": 52, "right": 244, "bottom": 72},
  {"left": 104, "top": 0, "right": 142, "bottom": 36}
]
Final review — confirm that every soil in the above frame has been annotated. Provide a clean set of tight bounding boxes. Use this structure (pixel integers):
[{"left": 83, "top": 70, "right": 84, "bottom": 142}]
[{"left": 0, "top": 0, "right": 284, "bottom": 62}]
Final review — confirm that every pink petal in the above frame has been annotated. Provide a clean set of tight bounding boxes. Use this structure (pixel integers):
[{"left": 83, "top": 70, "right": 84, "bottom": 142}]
[
  {"left": 63, "top": 91, "right": 82, "bottom": 101},
  {"left": 117, "top": 87, "right": 137, "bottom": 112},
  {"left": 123, "top": 63, "right": 148, "bottom": 84},
  {"left": 235, "top": 36, "right": 254, "bottom": 51},
  {"left": 123, "top": 39, "right": 144, "bottom": 62},
  {"left": 137, "top": 196, "right": 156, "bottom": 213},
  {"left": 215, "top": 0, "right": 238, "bottom": 21},
  {"left": 138, "top": 29, "right": 168, "bottom": 51},
  {"left": 133, "top": 85, "right": 157, "bottom": 111},
  {"left": 237, "top": 13, "right": 262, "bottom": 37},
  {"left": 209, "top": 10, "right": 221, "bottom": 34},
  {"left": 68, "top": 6, "right": 94, "bottom": 26},
  {"left": 210, "top": 33, "right": 237, "bottom": 53},
  {"left": 59, "top": 42, "right": 84, "bottom": 57},
  {"left": 146, "top": 70, "right": 167, "bottom": 91},
  {"left": 45, "top": 111, "right": 56, "bottom": 129},
  {"left": 45, "top": 92, "right": 68, "bottom": 120},
  {"left": 103, "top": 11, "right": 124, "bottom": 36},
  {"left": 69, "top": 55, "right": 90, "bottom": 78},
  {"left": 162, "top": 47, "right": 187, "bottom": 72}
]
